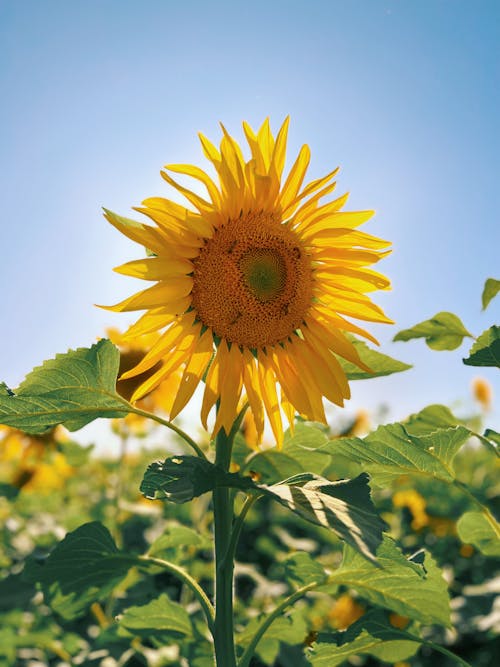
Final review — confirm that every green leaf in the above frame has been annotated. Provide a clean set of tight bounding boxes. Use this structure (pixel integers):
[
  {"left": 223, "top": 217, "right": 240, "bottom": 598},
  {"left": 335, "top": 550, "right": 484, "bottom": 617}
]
[
  {"left": 339, "top": 336, "right": 412, "bottom": 380},
  {"left": 148, "top": 524, "right": 211, "bottom": 558},
  {"left": 262, "top": 473, "right": 385, "bottom": 563},
  {"left": 25, "top": 521, "right": 136, "bottom": 619},
  {"left": 245, "top": 450, "right": 304, "bottom": 484},
  {"left": 322, "top": 423, "right": 471, "bottom": 485},
  {"left": 463, "top": 326, "right": 500, "bottom": 368},
  {"left": 119, "top": 593, "right": 192, "bottom": 640},
  {"left": 0, "top": 574, "right": 35, "bottom": 611},
  {"left": 237, "top": 611, "right": 308, "bottom": 663},
  {"left": 484, "top": 428, "right": 500, "bottom": 447},
  {"left": 140, "top": 455, "right": 253, "bottom": 503},
  {"left": 393, "top": 312, "right": 473, "bottom": 350},
  {"left": 248, "top": 422, "right": 332, "bottom": 480},
  {"left": 482, "top": 278, "right": 500, "bottom": 310},
  {"left": 140, "top": 456, "right": 218, "bottom": 502},
  {"left": 457, "top": 512, "right": 500, "bottom": 557},
  {"left": 406, "top": 405, "right": 499, "bottom": 457},
  {"left": 0, "top": 340, "right": 130, "bottom": 434},
  {"left": 308, "top": 610, "right": 420, "bottom": 666},
  {"left": 284, "top": 551, "right": 328, "bottom": 588},
  {"left": 321, "top": 537, "right": 450, "bottom": 626}
]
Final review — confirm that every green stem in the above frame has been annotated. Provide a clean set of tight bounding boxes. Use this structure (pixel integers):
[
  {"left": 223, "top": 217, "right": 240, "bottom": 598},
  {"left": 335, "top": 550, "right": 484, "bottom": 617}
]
[
  {"left": 213, "top": 426, "right": 237, "bottom": 667},
  {"left": 220, "top": 493, "right": 260, "bottom": 572},
  {"left": 421, "top": 640, "right": 473, "bottom": 667},
  {"left": 238, "top": 582, "right": 318, "bottom": 667},
  {"left": 127, "top": 404, "right": 207, "bottom": 460},
  {"left": 137, "top": 555, "right": 215, "bottom": 633}
]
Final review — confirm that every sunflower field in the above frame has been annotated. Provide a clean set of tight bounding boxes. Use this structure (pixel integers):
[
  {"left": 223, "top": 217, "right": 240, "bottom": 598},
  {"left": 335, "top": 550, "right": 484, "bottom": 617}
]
[{"left": 0, "top": 120, "right": 499, "bottom": 667}]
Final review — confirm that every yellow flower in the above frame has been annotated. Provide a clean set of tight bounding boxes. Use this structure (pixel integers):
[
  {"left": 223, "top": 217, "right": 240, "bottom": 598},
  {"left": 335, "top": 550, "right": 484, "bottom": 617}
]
[
  {"left": 0, "top": 426, "right": 73, "bottom": 492},
  {"left": 104, "top": 119, "right": 392, "bottom": 446},
  {"left": 328, "top": 594, "right": 365, "bottom": 630},
  {"left": 471, "top": 376, "right": 493, "bottom": 411},
  {"left": 107, "top": 327, "right": 182, "bottom": 434},
  {"left": 393, "top": 489, "right": 429, "bottom": 530}
]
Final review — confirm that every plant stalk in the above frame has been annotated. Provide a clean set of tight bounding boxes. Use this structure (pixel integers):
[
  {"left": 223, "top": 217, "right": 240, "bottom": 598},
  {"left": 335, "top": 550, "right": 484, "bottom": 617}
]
[{"left": 213, "top": 425, "right": 237, "bottom": 667}]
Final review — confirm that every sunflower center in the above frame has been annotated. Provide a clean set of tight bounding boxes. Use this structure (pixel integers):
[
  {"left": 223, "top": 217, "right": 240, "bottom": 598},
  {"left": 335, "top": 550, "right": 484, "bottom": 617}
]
[
  {"left": 191, "top": 211, "right": 313, "bottom": 348},
  {"left": 240, "top": 250, "right": 287, "bottom": 302}
]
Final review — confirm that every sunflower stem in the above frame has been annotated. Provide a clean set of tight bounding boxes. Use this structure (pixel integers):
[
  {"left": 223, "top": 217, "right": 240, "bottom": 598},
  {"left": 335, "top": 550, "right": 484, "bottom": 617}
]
[{"left": 213, "top": 425, "right": 237, "bottom": 667}]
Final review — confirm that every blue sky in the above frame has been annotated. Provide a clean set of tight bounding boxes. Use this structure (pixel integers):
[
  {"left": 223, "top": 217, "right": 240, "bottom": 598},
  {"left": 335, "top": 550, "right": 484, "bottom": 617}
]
[{"left": 1, "top": 0, "right": 499, "bottom": 439}]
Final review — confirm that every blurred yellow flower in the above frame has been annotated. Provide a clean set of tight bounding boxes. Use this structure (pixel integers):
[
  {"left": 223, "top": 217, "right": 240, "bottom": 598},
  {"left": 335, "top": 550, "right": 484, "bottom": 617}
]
[
  {"left": 0, "top": 426, "right": 73, "bottom": 493},
  {"left": 107, "top": 327, "right": 182, "bottom": 435},
  {"left": 328, "top": 593, "right": 365, "bottom": 630},
  {"left": 104, "top": 118, "right": 392, "bottom": 446},
  {"left": 471, "top": 376, "right": 493, "bottom": 411},
  {"left": 393, "top": 489, "right": 429, "bottom": 530}
]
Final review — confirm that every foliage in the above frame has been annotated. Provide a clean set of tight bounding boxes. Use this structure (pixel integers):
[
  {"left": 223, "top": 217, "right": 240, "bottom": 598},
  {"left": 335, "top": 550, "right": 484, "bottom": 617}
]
[{"left": 0, "top": 277, "right": 498, "bottom": 667}]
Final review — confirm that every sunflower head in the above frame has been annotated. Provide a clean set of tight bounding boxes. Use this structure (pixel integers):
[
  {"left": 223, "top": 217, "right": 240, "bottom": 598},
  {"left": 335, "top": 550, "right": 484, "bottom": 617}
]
[{"left": 103, "top": 118, "right": 392, "bottom": 446}]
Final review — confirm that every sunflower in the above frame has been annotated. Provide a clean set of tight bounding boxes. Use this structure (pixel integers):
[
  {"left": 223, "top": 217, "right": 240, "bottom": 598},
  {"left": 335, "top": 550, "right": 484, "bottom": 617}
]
[
  {"left": 103, "top": 118, "right": 392, "bottom": 446},
  {"left": 106, "top": 327, "right": 181, "bottom": 435}
]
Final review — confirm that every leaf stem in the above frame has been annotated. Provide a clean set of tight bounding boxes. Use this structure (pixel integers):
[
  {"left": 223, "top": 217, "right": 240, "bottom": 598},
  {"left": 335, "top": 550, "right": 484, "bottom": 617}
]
[
  {"left": 238, "top": 581, "right": 319, "bottom": 667},
  {"left": 126, "top": 403, "right": 208, "bottom": 460},
  {"left": 421, "top": 640, "right": 473, "bottom": 667},
  {"left": 137, "top": 555, "right": 215, "bottom": 633}
]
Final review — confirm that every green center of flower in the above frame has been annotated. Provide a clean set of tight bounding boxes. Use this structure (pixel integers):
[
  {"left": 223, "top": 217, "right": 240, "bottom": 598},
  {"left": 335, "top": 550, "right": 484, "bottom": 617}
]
[{"left": 240, "top": 249, "right": 287, "bottom": 302}]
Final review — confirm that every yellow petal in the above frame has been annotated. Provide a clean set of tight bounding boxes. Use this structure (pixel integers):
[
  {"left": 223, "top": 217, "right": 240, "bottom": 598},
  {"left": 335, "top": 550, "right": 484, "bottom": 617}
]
[
  {"left": 99, "top": 279, "right": 193, "bottom": 313},
  {"left": 279, "top": 144, "right": 311, "bottom": 212},
  {"left": 170, "top": 330, "right": 214, "bottom": 419},
  {"left": 257, "top": 353, "right": 283, "bottom": 448},
  {"left": 113, "top": 257, "right": 193, "bottom": 281},
  {"left": 166, "top": 163, "right": 222, "bottom": 208},
  {"left": 121, "top": 312, "right": 196, "bottom": 378},
  {"left": 242, "top": 349, "right": 265, "bottom": 444}
]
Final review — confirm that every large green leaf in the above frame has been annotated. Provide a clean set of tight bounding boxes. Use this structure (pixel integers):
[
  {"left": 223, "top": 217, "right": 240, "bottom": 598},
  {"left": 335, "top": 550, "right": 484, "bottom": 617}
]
[
  {"left": 263, "top": 473, "right": 385, "bottom": 563},
  {"left": 457, "top": 512, "right": 500, "bottom": 557},
  {"left": 321, "top": 537, "right": 450, "bottom": 626},
  {"left": 481, "top": 278, "right": 500, "bottom": 310},
  {"left": 0, "top": 340, "right": 130, "bottom": 433},
  {"left": 339, "top": 336, "right": 412, "bottom": 380},
  {"left": 24, "top": 521, "right": 136, "bottom": 619},
  {"left": 321, "top": 423, "right": 471, "bottom": 485},
  {"left": 463, "top": 326, "right": 500, "bottom": 368},
  {"left": 308, "top": 610, "right": 420, "bottom": 666},
  {"left": 119, "top": 594, "right": 192, "bottom": 640},
  {"left": 393, "top": 312, "right": 473, "bottom": 350},
  {"left": 142, "top": 456, "right": 384, "bottom": 562}
]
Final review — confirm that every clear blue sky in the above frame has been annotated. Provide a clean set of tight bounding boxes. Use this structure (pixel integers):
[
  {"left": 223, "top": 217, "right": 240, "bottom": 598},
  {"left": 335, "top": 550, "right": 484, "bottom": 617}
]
[{"left": 1, "top": 0, "right": 499, "bottom": 436}]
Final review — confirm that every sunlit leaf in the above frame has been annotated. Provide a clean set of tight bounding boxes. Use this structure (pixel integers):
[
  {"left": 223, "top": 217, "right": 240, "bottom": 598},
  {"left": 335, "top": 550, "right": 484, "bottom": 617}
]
[
  {"left": 263, "top": 473, "right": 385, "bottom": 562},
  {"left": 308, "top": 610, "right": 420, "bottom": 666},
  {"left": 339, "top": 336, "right": 412, "bottom": 380},
  {"left": 321, "top": 423, "right": 471, "bottom": 485},
  {"left": 457, "top": 512, "right": 500, "bottom": 557},
  {"left": 482, "top": 278, "right": 500, "bottom": 310},
  {"left": 24, "top": 521, "right": 136, "bottom": 619},
  {"left": 406, "top": 404, "right": 499, "bottom": 456},
  {"left": 119, "top": 594, "right": 192, "bottom": 639},
  {"left": 0, "top": 341, "right": 130, "bottom": 433},
  {"left": 320, "top": 537, "right": 450, "bottom": 626},
  {"left": 463, "top": 326, "right": 500, "bottom": 368},
  {"left": 393, "top": 312, "right": 472, "bottom": 350}
]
